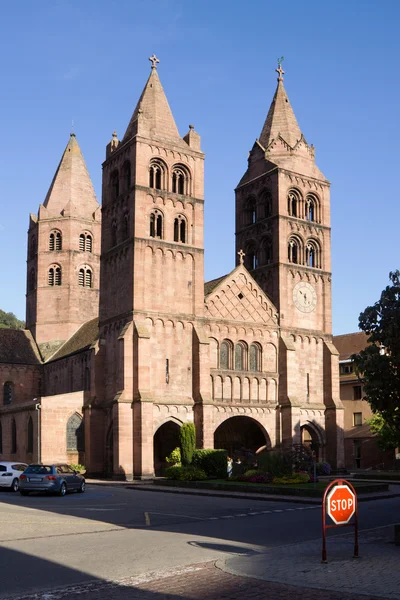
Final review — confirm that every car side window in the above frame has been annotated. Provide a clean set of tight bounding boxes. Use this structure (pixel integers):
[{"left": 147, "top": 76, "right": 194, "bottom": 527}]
[
  {"left": 56, "top": 467, "right": 63, "bottom": 474},
  {"left": 0, "top": 466, "right": 6, "bottom": 472},
  {"left": 12, "top": 464, "right": 26, "bottom": 471}
]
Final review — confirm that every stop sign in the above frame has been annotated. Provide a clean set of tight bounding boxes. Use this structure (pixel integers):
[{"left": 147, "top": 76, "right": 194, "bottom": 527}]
[{"left": 326, "top": 484, "right": 356, "bottom": 525}]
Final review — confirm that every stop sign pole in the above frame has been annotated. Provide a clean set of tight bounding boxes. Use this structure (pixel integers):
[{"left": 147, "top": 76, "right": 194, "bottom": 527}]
[{"left": 322, "top": 478, "right": 358, "bottom": 563}]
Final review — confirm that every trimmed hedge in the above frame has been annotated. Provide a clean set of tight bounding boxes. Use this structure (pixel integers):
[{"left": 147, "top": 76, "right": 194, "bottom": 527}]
[
  {"left": 164, "top": 465, "right": 207, "bottom": 481},
  {"left": 192, "top": 449, "right": 228, "bottom": 478},
  {"left": 180, "top": 423, "right": 196, "bottom": 465}
]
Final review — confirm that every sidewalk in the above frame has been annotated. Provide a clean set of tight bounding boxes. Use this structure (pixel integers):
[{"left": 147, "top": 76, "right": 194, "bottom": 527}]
[{"left": 219, "top": 525, "right": 400, "bottom": 599}]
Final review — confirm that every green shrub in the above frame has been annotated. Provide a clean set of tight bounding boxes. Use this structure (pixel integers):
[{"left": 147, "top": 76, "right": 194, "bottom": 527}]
[
  {"left": 165, "top": 465, "right": 207, "bottom": 481},
  {"left": 273, "top": 472, "right": 310, "bottom": 485},
  {"left": 69, "top": 463, "right": 86, "bottom": 474},
  {"left": 165, "top": 447, "right": 181, "bottom": 465},
  {"left": 257, "top": 451, "right": 292, "bottom": 477},
  {"left": 180, "top": 423, "right": 196, "bottom": 465},
  {"left": 192, "top": 449, "right": 227, "bottom": 478},
  {"left": 243, "top": 469, "right": 262, "bottom": 477}
]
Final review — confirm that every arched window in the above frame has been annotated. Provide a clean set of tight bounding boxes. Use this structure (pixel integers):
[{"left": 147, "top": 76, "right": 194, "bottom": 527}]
[
  {"left": 79, "top": 232, "right": 93, "bottom": 252},
  {"left": 122, "top": 161, "right": 131, "bottom": 192},
  {"left": 172, "top": 164, "right": 191, "bottom": 195},
  {"left": 250, "top": 344, "right": 262, "bottom": 372},
  {"left": 66, "top": 413, "right": 84, "bottom": 452},
  {"left": 288, "top": 190, "right": 301, "bottom": 217},
  {"left": 110, "top": 170, "right": 119, "bottom": 200},
  {"left": 29, "top": 268, "right": 36, "bottom": 292},
  {"left": 149, "top": 159, "right": 167, "bottom": 191},
  {"left": 85, "top": 235, "right": 92, "bottom": 252},
  {"left": 244, "top": 197, "right": 257, "bottom": 226},
  {"left": 29, "top": 235, "right": 37, "bottom": 259},
  {"left": 288, "top": 237, "right": 302, "bottom": 265},
  {"left": 174, "top": 215, "right": 187, "bottom": 243},
  {"left": 49, "top": 233, "right": 54, "bottom": 251},
  {"left": 0, "top": 421, "right": 2, "bottom": 454},
  {"left": 245, "top": 245, "right": 258, "bottom": 270},
  {"left": 260, "top": 189, "right": 272, "bottom": 218},
  {"left": 49, "top": 231, "right": 62, "bottom": 251},
  {"left": 149, "top": 210, "right": 163, "bottom": 238},
  {"left": 48, "top": 265, "right": 62, "bottom": 286},
  {"left": 78, "top": 267, "right": 93, "bottom": 287},
  {"left": 260, "top": 238, "right": 272, "bottom": 265},
  {"left": 55, "top": 232, "right": 62, "bottom": 251},
  {"left": 220, "top": 340, "right": 230, "bottom": 369},
  {"left": 11, "top": 419, "right": 17, "bottom": 454},
  {"left": 306, "top": 240, "right": 321, "bottom": 268},
  {"left": 27, "top": 416, "right": 33, "bottom": 454},
  {"left": 234, "top": 343, "right": 246, "bottom": 371},
  {"left": 3, "top": 382, "right": 13, "bottom": 405},
  {"left": 305, "top": 194, "right": 319, "bottom": 222}
]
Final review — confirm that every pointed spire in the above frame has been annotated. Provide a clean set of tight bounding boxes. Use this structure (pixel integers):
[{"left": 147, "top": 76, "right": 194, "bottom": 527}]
[
  {"left": 43, "top": 133, "right": 98, "bottom": 217},
  {"left": 122, "top": 55, "right": 184, "bottom": 145},
  {"left": 259, "top": 61, "right": 302, "bottom": 149}
]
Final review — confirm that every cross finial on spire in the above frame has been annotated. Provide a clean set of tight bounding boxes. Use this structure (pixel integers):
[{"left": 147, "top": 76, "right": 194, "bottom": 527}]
[
  {"left": 238, "top": 249, "right": 245, "bottom": 265},
  {"left": 149, "top": 54, "right": 160, "bottom": 69},
  {"left": 276, "top": 56, "right": 285, "bottom": 81}
]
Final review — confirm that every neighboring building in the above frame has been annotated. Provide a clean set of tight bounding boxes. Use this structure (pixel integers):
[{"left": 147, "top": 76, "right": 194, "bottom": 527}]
[
  {"left": 334, "top": 332, "right": 396, "bottom": 470},
  {"left": 0, "top": 58, "right": 344, "bottom": 478}
]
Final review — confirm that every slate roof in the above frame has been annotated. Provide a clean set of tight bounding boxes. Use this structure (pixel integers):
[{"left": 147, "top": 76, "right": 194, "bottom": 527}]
[
  {"left": 0, "top": 329, "right": 42, "bottom": 365},
  {"left": 344, "top": 423, "right": 375, "bottom": 439},
  {"left": 48, "top": 318, "right": 99, "bottom": 362},
  {"left": 204, "top": 275, "right": 227, "bottom": 297},
  {"left": 333, "top": 332, "right": 369, "bottom": 361}
]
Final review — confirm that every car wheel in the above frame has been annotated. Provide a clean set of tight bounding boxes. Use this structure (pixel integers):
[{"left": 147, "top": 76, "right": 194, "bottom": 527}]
[
  {"left": 59, "top": 483, "right": 67, "bottom": 497},
  {"left": 77, "top": 481, "right": 86, "bottom": 493},
  {"left": 11, "top": 478, "right": 19, "bottom": 493},
  {"left": 20, "top": 490, "right": 29, "bottom": 496}
]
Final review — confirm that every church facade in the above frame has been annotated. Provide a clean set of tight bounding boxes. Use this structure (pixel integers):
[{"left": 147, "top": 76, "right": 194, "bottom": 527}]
[{"left": 0, "top": 58, "right": 344, "bottom": 478}]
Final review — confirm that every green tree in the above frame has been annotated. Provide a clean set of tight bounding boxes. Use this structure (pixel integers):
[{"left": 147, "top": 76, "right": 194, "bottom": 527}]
[
  {"left": 366, "top": 413, "right": 400, "bottom": 450},
  {"left": 0, "top": 309, "right": 25, "bottom": 330},
  {"left": 179, "top": 423, "right": 196, "bottom": 466},
  {"left": 352, "top": 270, "right": 400, "bottom": 446}
]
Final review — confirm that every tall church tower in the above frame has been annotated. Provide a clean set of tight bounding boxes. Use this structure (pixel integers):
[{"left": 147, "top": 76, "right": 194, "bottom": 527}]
[
  {"left": 26, "top": 134, "right": 101, "bottom": 351},
  {"left": 97, "top": 56, "right": 205, "bottom": 478},
  {"left": 235, "top": 62, "right": 344, "bottom": 468}
]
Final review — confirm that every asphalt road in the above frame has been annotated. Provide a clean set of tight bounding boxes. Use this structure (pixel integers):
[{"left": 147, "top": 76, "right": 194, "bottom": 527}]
[{"left": 0, "top": 484, "right": 399, "bottom": 599}]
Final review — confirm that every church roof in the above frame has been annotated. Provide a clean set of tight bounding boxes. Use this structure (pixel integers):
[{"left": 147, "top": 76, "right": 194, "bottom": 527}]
[
  {"left": 204, "top": 275, "right": 227, "bottom": 297},
  {"left": 0, "top": 329, "right": 42, "bottom": 365},
  {"left": 122, "top": 57, "right": 186, "bottom": 147},
  {"left": 48, "top": 318, "right": 99, "bottom": 362},
  {"left": 43, "top": 133, "right": 99, "bottom": 217},
  {"left": 333, "top": 332, "right": 369, "bottom": 361},
  {"left": 259, "top": 65, "right": 302, "bottom": 149}
]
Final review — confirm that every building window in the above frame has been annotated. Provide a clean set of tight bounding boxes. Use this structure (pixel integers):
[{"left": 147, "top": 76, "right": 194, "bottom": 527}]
[
  {"left": 306, "top": 240, "right": 321, "bottom": 269},
  {"left": 149, "top": 159, "right": 167, "bottom": 191},
  {"left": 29, "top": 268, "right": 36, "bottom": 292},
  {"left": 79, "top": 233, "right": 93, "bottom": 252},
  {"left": 288, "top": 190, "right": 301, "bottom": 217},
  {"left": 260, "top": 188, "right": 272, "bottom": 218},
  {"left": 234, "top": 343, "right": 245, "bottom": 371},
  {"left": 27, "top": 416, "right": 34, "bottom": 454},
  {"left": 150, "top": 210, "right": 163, "bottom": 238},
  {"left": 11, "top": 419, "right": 17, "bottom": 454},
  {"left": 123, "top": 212, "right": 129, "bottom": 239},
  {"left": 306, "top": 373, "right": 310, "bottom": 400},
  {"left": 111, "top": 220, "right": 117, "bottom": 247},
  {"left": 172, "top": 164, "right": 190, "bottom": 195},
  {"left": 353, "top": 385, "right": 362, "bottom": 400},
  {"left": 110, "top": 170, "right": 119, "bottom": 200},
  {"left": 29, "top": 235, "right": 37, "bottom": 259},
  {"left": 48, "top": 266, "right": 62, "bottom": 286},
  {"left": 66, "top": 413, "right": 84, "bottom": 452},
  {"left": 288, "top": 237, "right": 302, "bottom": 264},
  {"left": 244, "top": 196, "right": 257, "bottom": 226},
  {"left": 244, "top": 246, "right": 258, "bottom": 270},
  {"left": 353, "top": 412, "right": 362, "bottom": 426},
  {"left": 249, "top": 344, "right": 261, "bottom": 372},
  {"left": 220, "top": 341, "right": 230, "bottom": 369},
  {"left": 260, "top": 239, "right": 272, "bottom": 265},
  {"left": 49, "top": 231, "right": 62, "bottom": 251},
  {"left": 306, "top": 194, "right": 318, "bottom": 222},
  {"left": 3, "top": 382, "right": 13, "bottom": 405},
  {"left": 353, "top": 440, "right": 361, "bottom": 469},
  {"left": 174, "top": 215, "right": 187, "bottom": 243},
  {"left": 122, "top": 161, "right": 131, "bottom": 192},
  {"left": 340, "top": 364, "right": 353, "bottom": 375},
  {"left": 79, "top": 267, "right": 93, "bottom": 288}
]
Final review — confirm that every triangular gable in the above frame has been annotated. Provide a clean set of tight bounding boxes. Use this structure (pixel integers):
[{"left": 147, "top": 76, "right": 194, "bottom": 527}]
[{"left": 205, "top": 265, "right": 278, "bottom": 325}]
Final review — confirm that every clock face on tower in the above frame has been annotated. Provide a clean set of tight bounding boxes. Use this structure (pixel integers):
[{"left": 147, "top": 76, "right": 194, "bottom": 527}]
[{"left": 293, "top": 282, "right": 317, "bottom": 313}]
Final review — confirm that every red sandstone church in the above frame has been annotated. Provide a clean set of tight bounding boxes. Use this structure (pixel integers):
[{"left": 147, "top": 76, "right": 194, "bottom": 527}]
[{"left": 0, "top": 57, "right": 345, "bottom": 478}]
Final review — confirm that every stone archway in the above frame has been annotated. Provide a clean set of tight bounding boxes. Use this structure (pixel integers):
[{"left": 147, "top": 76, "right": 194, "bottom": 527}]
[
  {"left": 214, "top": 416, "right": 269, "bottom": 457},
  {"left": 301, "top": 423, "right": 324, "bottom": 462},
  {"left": 153, "top": 420, "right": 181, "bottom": 476}
]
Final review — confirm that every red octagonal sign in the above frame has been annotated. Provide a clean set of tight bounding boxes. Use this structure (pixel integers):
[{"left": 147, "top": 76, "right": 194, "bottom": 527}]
[{"left": 326, "top": 484, "right": 356, "bottom": 525}]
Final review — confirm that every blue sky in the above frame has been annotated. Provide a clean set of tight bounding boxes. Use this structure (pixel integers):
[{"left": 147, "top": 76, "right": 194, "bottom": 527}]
[{"left": 0, "top": 0, "right": 399, "bottom": 335}]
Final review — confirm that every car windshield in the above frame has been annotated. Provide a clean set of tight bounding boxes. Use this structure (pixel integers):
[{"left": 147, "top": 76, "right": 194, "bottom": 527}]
[{"left": 25, "top": 465, "right": 53, "bottom": 475}]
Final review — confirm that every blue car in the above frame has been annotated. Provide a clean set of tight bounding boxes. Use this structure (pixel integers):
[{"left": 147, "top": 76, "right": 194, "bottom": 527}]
[{"left": 19, "top": 464, "right": 86, "bottom": 496}]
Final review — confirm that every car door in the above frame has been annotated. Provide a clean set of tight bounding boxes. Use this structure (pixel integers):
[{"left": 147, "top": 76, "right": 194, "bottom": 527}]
[
  {"left": 60, "top": 465, "right": 78, "bottom": 489},
  {"left": 0, "top": 464, "right": 11, "bottom": 488}
]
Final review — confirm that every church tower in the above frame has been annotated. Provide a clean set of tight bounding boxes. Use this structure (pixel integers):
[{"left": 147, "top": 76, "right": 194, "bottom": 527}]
[
  {"left": 235, "top": 62, "right": 344, "bottom": 468},
  {"left": 26, "top": 134, "right": 101, "bottom": 351},
  {"left": 98, "top": 56, "right": 205, "bottom": 478}
]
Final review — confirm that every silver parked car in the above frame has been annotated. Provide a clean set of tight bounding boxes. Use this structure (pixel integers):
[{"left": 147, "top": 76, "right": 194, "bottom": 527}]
[
  {"left": 0, "top": 462, "right": 28, "bottom": 492},
  {"left": 19, "top": 464, "right": 86, "bottom": 496}
]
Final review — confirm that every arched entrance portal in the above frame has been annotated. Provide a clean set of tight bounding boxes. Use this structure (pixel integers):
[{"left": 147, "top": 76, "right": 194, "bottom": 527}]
[
  {"left": 301, "top": 424, "right": 322, "bottom": 462},
  {"left": 214, "top": 416, "right": 268, "bottom": 457},
  {"left": 153, "top": 420, "right": 181, "bottom": 476}
]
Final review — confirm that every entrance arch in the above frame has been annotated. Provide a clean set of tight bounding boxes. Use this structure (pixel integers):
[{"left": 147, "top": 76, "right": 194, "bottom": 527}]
[
  {"left": 301, "top": 422, "right": 324, "bottom": 462},
  {"left": 153, "top": 420, "right": 181, "bottom": 476},
  {"left": 214, "top": 416, "right": 269, "bottom": 456}
]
